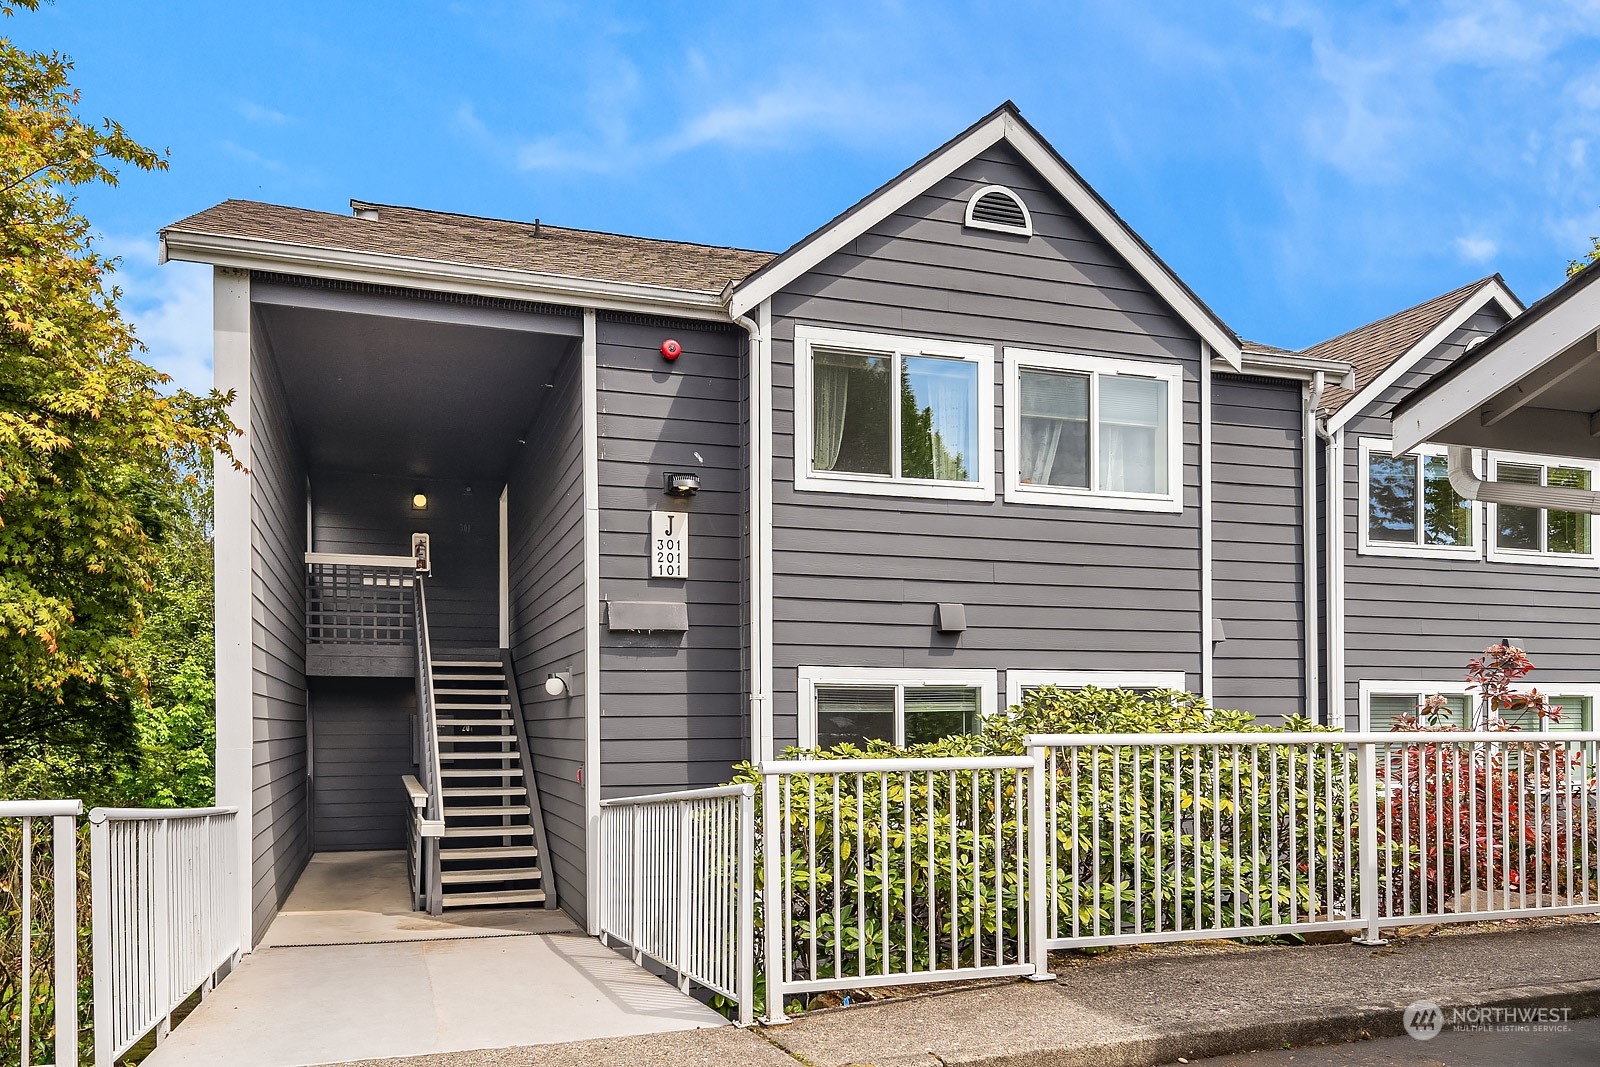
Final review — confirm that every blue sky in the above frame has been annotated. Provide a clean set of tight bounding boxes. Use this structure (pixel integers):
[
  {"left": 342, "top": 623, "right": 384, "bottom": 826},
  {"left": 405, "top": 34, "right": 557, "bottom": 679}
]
[{"left": 14, "top": 1, "right": 1600, "bottom": 393}]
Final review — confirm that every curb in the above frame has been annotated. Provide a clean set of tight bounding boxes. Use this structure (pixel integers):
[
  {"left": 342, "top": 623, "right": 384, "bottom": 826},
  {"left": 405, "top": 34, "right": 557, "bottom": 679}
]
[{"left": 929, "top": 979, "right": 1600, "bottom": 1067}]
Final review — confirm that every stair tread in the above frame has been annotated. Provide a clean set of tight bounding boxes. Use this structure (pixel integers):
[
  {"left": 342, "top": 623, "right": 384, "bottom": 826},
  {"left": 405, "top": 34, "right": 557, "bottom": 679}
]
[
  {"left": 443, "top": 786, "right": 527, "bottom": 797},
  {"left": 441, "top": 888, "right": 546, "bottom": 907},
  {"left": 436, "top": 688, "right": 509, "bottom": 695},
  {"left": 444, "top": 804, "right": 532, "bottom": 816},
  {"left": 432, "top": 660, "right": 500, "bottom": 668},
  {"left": 436, "top": 704, "right": 512, "bottom": 711},
  {"left": 445, "top": 824, "right": 535, "bottom": 837},
  {"left": 438, "top": 718, "right": 511, "bottom": 726},
  {"left": 442, "top": 768, "right": 524, "bottom": 778},
  {"left": 441, "top": 867, "right": 542, "bottom": 884},
  {"left": 440, "top": 844, "right": 539, "bottom": 858}
]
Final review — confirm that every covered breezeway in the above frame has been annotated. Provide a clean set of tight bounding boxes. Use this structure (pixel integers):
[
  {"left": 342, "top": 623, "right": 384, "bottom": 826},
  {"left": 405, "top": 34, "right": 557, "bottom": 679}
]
[{"left": 139, "top": 852, "right": 725, "bottom": 1067}]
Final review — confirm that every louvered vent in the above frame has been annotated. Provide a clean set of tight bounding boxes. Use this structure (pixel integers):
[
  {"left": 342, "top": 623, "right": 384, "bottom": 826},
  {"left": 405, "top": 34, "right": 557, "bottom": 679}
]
[{"left": 964, "top": 185, "right": 1032, "bottom": 237}]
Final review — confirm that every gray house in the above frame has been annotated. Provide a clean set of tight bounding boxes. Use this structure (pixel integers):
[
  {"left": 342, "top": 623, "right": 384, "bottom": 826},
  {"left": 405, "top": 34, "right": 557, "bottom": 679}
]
[{"left": 164, "top": 101, "right": 1592, "bottom": 949}]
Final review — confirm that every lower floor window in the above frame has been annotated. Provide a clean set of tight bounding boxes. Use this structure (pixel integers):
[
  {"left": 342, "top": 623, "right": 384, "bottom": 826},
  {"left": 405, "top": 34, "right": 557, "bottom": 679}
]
[
  {"left": 1367, "top": 690, "right": 1473, "bottom": 731},
  {"left": 1363, "top": 683, "right": 1599, "bottom": 732},
  {"left": 800, "top": 669, "right": 996, "bottom": 749},
  {"left": 1005, "top": 669, "right": 1187, "bottom": 710}
]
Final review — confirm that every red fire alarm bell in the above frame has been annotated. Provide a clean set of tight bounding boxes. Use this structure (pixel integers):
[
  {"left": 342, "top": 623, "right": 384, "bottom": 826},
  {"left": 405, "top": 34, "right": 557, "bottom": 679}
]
[{"left": 660, "top": 338, "right": 682, "bottom": 361}]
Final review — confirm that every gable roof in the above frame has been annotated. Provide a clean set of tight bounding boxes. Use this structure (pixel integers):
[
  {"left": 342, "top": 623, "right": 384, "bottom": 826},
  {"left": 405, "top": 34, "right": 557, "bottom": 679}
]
[
  {"left": 724, "top": 101, "right": 1244, "bottom": 369},
  {"left": 162, "top": 199, "right": 775, "bottom": 300},
  {"left": 1303, "top": 276, "right": 1523, "bottom": 430}
]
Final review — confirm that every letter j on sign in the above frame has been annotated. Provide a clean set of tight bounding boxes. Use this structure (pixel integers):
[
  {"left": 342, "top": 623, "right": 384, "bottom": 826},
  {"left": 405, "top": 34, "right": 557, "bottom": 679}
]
[{"left": 651, "top": 510, "right": 689, "bottom": 578}]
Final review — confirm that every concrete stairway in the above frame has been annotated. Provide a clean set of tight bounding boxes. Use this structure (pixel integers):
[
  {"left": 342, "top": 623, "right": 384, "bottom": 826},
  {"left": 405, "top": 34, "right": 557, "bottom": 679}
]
[{"left": 430, "top": 655, "right": 547, "bottom": 908}]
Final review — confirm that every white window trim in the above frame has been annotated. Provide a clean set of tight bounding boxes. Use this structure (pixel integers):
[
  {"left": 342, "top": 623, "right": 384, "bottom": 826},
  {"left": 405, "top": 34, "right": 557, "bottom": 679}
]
[
  {"left": 1357, "top": 680, "right": 1477, "bottom": 732},
  {"left": 1002, "top": 347, "right": 1184, "bottom": 513},
  {"left": 964, "top": 184, "right": 1033, "bottom": 237},
  {"left": 1530, "top": 686, "right": 1600, "bottom": 732},
  {"left": 1356, "top": 438, "right": 1483, "bottom": 560},
  {"left": 1005, "top": 669, "right": 1188, "bottom": 710},
  {"left": 1484, "top": 449, "right": 1600, "bottom": 568},
  {"left": 793, "top": 324, "right": 995, "bottom": 502},
  {"left": 796, "top": 666, "right": 999, "bottom": 749}
]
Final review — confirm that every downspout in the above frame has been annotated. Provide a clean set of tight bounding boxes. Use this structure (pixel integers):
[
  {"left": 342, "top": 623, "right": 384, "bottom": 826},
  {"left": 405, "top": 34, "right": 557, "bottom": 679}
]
[
  {"left": 1302, "top": 372, "right": 1324, "bottom": 725},
  {"left": 733, "top": 308, "right": 770, "bottom": 763},
  {"left": 1200, "top": 342, "right": 1214, "bottom": 702},
  {"left": 1315, "top": 409, "right": 1344, "bottom": 729},
  {"left": 1447, "top": 446, "right": 1600, "bottom": 512}
]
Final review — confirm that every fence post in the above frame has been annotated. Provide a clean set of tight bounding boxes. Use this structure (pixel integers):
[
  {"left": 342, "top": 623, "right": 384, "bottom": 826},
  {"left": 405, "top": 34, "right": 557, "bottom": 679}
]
[
  {"left": 90, "top": 817, "right": 111, "bottom": 1067},
  {"left": 1354, "top": 740, "right": 1386, "bottom": 945},
  {"left": 736, "top": 784, "right": 755, "bottom": 1027},
  {"left": 676, "top": 801, "right": 693, "bottom": 993},
  {"left": 53, "top": 813, "right": 79, "bottom": 1067},
  {"left": 1026, "top": 742, "right": 1054, "bottom": 980},
  {"left": 760, "top": 771, "right": 788, "bottom": 1024},
  {"left": 630, "top": 805, "right": 644, "bottom": 966}
]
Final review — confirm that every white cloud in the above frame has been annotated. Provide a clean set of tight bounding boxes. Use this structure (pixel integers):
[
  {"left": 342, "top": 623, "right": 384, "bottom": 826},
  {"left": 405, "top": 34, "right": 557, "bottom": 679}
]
[
  {"left": 99, "top": 235, "right": 215, "bottom": 396},
  {"left": 1455, "top": 234, "right": 1499, "bottom": 263},
  {"left": 235, "top": 99, "right": 292, "bottom": 126}
]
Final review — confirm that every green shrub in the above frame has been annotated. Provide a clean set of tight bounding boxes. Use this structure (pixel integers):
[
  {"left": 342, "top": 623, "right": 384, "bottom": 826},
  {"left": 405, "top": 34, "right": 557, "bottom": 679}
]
[{"left": 730, "top": 687, "right": 1342, "bottom": 1009}]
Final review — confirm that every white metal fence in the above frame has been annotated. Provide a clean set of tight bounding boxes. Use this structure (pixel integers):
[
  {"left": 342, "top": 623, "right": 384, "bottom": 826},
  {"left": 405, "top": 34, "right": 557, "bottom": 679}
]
[
  {"left": 1, "top": 800, "right": 82, "bottom": 1067},
  {"left": 89, "top": 807, "right": 239, "bottom": 1064},
  {"left": 597, "top": 731, "right": 1600, "bottom": 1025},
  {"left": 597, "top": 785, "right": 755, "bottom": 1024}
]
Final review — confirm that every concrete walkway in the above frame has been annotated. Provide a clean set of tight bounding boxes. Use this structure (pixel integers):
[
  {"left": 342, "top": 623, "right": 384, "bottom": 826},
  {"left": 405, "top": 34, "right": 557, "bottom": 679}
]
[
  {"left": 330, "top": 921, "right": 1600, "bottom": 1067},
  {"left": 141, "top": 852, "right": 725, "bottom": 1067}
]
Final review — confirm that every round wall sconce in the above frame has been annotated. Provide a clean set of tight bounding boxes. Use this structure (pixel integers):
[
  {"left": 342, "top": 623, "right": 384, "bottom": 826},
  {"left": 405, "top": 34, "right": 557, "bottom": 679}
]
[
  {"left": 544, "top": 670, "right": 573, "bottom": 697},
  {"left": 411, "top": 493, "right": 429, "bottom": 511},
  {"left": 663, "top": 472, "right": 701, "bottom": 497}
]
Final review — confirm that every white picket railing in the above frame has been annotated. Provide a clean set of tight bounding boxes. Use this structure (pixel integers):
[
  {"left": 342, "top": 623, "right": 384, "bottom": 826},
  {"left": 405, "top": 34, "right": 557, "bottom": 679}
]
[
  {"left": 760, "top": 756, "right": 1036, "bottom": 1022},
  {"left": 596, "top": 785, "right": 755, "bottom": 1025},
  {"left": 1, "top": 800, "right": 82, "bottom": 1067},
  {"left": 598, "top": 731, "right": 1600, "bottom": 1026},
  {"left": 89, "top": 807, "right": 239, "bottom": 1064}
]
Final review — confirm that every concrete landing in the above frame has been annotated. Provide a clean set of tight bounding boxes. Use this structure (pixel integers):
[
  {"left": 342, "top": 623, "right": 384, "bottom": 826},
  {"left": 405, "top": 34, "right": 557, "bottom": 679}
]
[{"left": 141, "top": 852, "right": 726, "bottom": 1067}]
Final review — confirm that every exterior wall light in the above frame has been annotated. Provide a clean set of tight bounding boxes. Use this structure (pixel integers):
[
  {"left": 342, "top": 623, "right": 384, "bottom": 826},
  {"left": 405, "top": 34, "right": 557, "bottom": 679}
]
[
  {"left": 411, "top": 493, "right": 429, "bottom": 510},
  {"left": 663, "top": 472, "right": 701, "bottom": 497},
  {"left": 544, "top": 670, "right": 572, "bottom": 697}
]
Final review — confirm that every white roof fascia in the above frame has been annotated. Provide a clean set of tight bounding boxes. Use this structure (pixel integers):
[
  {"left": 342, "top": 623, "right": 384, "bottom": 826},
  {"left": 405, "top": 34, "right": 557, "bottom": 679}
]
[
  {"left": 725, "top": 112, "right": 1244, "bottom": 370},
  {"left": 1221, "top": 350, "right": 1355, "bottom": 386},
  {"left": 1325, "top": 279, "right": 1522, "bottom": 435},
  {"left": 160, "top": 229, "right": 733, "bottom": 322},
  {"left": 1392, "top": 282, "right": 1600, "bottom": 455}
]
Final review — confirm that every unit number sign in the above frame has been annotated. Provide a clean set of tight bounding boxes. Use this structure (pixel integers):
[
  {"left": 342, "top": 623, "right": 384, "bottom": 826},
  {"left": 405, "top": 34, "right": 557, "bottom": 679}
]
[{"left": 650, "top": 510, "right": 689, "bottom": 578}]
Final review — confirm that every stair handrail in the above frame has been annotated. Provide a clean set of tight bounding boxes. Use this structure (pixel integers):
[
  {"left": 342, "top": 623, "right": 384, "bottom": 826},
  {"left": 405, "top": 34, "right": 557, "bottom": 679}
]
[
  {"left": 499, "top": 648, "right": 558, "bottom": 910},
  {"left": 412, "top": 575, "right": 445, "bottom": 913}
]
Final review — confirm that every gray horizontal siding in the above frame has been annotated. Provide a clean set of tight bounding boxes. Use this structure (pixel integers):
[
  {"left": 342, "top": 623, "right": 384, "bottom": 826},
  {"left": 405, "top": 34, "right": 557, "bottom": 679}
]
[
  {"left": 1212, "top": 376, "right": 1306, "bottom": 721},
  {"left": 309, "top": 677, "right": 414, "bottom": 851},
  {"left": 1336, "top": 302, "right": 1600, "bottom": 726},
  {"left": 769, "top": 141, "right": 1205, "bottom": 746},
  {"left": 507, "top": 347, "right": 589, "bottom": 926},
  {"left": 312, "top": 470, "right": 500, "bottom": 651},
  {"left": 595, "top": 315, "right": 748, "bottom": 794},
  {"left": 249, "top": 335, "right": 311, "bottom": 941}
]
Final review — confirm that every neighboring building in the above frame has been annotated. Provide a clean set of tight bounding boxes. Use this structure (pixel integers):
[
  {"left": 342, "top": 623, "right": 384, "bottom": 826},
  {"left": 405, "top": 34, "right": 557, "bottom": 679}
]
[{"left": 162, "top": 101, "right": 1589, "bottom": 946}]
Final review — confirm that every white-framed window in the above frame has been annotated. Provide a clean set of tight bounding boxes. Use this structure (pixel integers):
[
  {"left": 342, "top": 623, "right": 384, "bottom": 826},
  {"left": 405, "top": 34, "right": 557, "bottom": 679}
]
[
  {"left": 1485, "top": 450, "right": 1600, "bottom": 567},
  {"left": 1005, "top": 669, "right": 1188, "bottom": 710},
  {"left": 797, "top": 667, "right": 999, "bottom": 749},
  {"left": 1360, "top": 680, "right": 1600, "bottom": 733},
  {"left": 793, "top": 325, "right": 995, "bottom": 502},
  {"left": 1357, "top": 438, "right": 1481, "bottom": 559},
  {"left": 1358, "top": 680, "right": 1476, "bottom": 732},
  {"left": 1002, "top": 348, "right": 1183, "bottom": 512}
]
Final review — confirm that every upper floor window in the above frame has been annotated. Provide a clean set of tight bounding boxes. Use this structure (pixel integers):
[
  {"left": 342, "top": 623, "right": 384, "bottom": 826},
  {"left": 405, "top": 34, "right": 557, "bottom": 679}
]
[
  {"left": 1358, "top": 439, "right": 1479, "bottom": 559},
  {"left": 1002, "top": 348, "right": 1182, "bottom": 512},
  {"left": 798, "top": 667, "right": 998, "bottom": 749},
  {"left": 1486, "top": 451, "right": 1599, "bottom": 566},
  {"left": 793, "top": 325, "right": 995, "bottom": 501}
]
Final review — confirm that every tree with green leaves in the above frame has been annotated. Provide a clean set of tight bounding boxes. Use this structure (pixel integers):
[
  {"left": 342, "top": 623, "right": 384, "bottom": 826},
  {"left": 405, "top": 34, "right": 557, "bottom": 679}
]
[
  {"left": 1568, "top": 236, "right": 1600, "bottom": 277},
  {"left": 1, "top": 0, "right": 236, "bottom": 786}
]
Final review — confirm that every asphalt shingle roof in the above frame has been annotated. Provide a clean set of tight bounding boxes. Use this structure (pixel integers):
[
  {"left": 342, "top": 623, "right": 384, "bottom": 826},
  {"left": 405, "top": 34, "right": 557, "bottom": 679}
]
[{"left": 162, "top": 199, "right": 777, "bottom": 295}]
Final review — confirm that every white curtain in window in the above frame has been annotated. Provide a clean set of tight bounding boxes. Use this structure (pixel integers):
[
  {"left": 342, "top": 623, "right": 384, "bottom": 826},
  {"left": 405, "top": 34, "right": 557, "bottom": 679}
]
[
  {"left": 1098, "top": 375, "right": 1166, "bottom": 494},
  {"left": 812, "top": 351, "right": 853, "bottom": 472},
  {"left": 917, "top": 358, "right": 977, "bottom": 481},
  {"left": 1019, "top": 370, "right": 1087, "bottom": 486}
]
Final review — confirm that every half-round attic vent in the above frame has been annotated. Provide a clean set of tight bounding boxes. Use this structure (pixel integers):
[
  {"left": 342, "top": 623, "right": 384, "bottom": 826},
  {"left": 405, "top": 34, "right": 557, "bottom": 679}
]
[{"left": 964, "top": 185, "right": 1032, "bottom": 237}]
